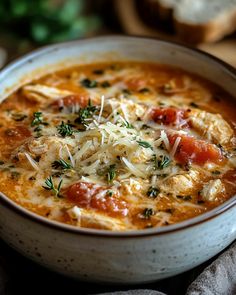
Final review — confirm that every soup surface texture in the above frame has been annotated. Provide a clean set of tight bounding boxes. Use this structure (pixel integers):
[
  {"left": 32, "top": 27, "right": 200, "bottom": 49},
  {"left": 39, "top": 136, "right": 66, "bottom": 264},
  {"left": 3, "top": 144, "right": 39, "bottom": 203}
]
[{"left": 0, "top": 62, "right": 236, "bottom": 231}]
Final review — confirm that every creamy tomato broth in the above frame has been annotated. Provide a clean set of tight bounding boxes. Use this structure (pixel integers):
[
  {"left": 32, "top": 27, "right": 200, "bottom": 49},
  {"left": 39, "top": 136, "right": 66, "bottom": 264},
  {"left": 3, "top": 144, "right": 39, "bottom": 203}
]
[{"left": 0, "top": 62, "right": 236, "bottom": 231}]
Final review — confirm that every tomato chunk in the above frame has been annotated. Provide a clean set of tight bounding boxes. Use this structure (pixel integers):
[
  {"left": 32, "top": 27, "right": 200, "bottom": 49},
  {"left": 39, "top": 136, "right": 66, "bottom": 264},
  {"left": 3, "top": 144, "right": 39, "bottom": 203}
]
[
  {"left": 151, "top": 107, "right": 188, "bottom": 127},
  {"left": 4, "top": 126, "right": 31, "bottom": 142},
  {"left": 65, "top": 182, "right": 128, "bottom": 217},
  {"left": 168, "top": 134, "right": 223, "bottom": 165},
  {"left": 51, "top": 94, "right": 89, "bottom": 109}
]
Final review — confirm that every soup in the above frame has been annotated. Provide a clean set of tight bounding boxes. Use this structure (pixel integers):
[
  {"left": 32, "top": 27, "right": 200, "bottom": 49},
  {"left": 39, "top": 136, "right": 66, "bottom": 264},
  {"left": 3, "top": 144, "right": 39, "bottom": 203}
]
[{"left": 0, "top": 62, "right": 235, "bottom": 231}]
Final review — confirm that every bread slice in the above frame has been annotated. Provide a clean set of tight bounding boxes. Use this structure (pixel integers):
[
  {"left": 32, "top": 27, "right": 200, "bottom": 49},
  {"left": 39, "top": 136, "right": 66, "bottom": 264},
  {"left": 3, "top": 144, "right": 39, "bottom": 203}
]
[
  {"left": 174, "top": 0, "right": 236, "bottom": 43},
  {"left": 143, "top": 0, "right": 236, "bottom": 43},
  {"left": 152, "top": 0, "right": 181, "bottom": 21}
]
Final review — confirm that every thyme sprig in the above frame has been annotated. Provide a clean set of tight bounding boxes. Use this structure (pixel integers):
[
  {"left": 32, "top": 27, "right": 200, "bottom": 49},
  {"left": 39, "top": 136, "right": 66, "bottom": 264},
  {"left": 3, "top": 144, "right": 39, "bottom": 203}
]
[
  {"left": 74, "top": 99, "right": 97, "bottom": 126},
  {"left": 57, "top": 121, "right": 74, "bottom": 137},
  {"left": 137, "top": 140, "right": 153, "bottom": 150},
  {"left": 152, "top": 155, "right": 171, "bottom": 170},
  {"left": 52, "top": 159, "right": 72, "bottom": 170},
  {"left": 107, "top": 164, "right": 116, "bottom": 183},
  {"left": 43, "top": 176, "right": 63, "bottom": 197}
]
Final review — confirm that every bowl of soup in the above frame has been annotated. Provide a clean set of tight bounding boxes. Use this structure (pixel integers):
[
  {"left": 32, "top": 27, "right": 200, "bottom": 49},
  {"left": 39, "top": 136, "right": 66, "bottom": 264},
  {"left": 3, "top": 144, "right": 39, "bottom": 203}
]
[{"left": 0, "top": 36, "right": 236, "bottom": 283}]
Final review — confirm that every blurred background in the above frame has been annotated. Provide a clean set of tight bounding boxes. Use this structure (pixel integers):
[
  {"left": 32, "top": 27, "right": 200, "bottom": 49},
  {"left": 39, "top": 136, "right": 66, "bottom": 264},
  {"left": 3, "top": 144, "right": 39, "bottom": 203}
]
[{"left": 0, "top": 0, "right": 236, "bottom": 68}]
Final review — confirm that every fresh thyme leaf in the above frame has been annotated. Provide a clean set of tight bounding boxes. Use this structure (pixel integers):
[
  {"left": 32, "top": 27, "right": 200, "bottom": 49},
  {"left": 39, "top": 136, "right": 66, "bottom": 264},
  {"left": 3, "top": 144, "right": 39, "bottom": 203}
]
[
  {"left": 57, "top": 121, "right": 74, "bottom": 137},
  {"left": 42, "top": 176, "right": 63, "bottom": 197},
  {"left": 81, "top": 78, "right": 97, "bottom": 88},
  {"left": 152, "top": 155, "right": 171, "bottom": 170},
  {"left": 31, "top": 111, "right": 48, "bottom": 137},
  {"left": 52, "top": 159, "right": 72, "bottom": 170},
  {"left": 31, "top": 112, "right": 43, "bottom": 126},
  {"left": 137, "top": 140, "right": 153, "bottom": 150},
  {"left": 147, "top": 187, "right": 160, "bottom": 198},
  {"left": 57, "top": 178, "right": 63, "bottom": 193},
  {"left": 159, "top": 155, "right": 171, "bottom": 169},
  {"left": 74, "top": 100, "right": 97, "bottom": 125},
  {"left": 107, "top": 164, "right": 116, "bottom": 183},
  {"left": 122, "top": 120, "right": 134, "bottom": 129},
  {"left": 142, "top": 208, "right": 154, "bottom": 219}
]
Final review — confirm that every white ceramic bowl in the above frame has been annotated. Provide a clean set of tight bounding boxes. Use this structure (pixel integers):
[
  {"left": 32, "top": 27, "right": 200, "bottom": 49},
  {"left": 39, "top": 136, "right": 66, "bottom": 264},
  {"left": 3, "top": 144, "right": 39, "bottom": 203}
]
[{"left": 0, "top": 36, "right": 236, "bottom": 284}]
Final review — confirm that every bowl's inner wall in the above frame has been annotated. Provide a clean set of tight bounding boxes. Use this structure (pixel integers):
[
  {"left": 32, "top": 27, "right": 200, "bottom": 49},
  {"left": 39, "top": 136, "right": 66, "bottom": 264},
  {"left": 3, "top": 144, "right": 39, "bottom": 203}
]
[{"left": 0, "top": 37, "right": 236, "bottom": 102}]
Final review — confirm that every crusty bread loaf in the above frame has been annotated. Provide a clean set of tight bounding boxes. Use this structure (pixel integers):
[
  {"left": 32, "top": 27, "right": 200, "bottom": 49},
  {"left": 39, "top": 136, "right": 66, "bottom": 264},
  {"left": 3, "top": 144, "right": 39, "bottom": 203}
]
[{"left": 144, "top": 0, "right": 236, "bottom": 43}]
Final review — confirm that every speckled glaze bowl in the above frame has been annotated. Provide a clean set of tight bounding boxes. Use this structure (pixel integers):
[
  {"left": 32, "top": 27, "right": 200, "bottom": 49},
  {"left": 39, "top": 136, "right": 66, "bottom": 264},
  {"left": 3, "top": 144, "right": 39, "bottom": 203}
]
[{"left": 0, "top": 36, "right": 236, "bottom": 284}]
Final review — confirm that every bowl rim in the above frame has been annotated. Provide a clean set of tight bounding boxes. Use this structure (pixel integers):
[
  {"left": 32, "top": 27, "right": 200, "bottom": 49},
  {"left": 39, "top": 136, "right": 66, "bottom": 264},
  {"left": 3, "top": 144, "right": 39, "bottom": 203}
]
[{"left": 1, "top": 35, "right": 236, "bottom": 238}]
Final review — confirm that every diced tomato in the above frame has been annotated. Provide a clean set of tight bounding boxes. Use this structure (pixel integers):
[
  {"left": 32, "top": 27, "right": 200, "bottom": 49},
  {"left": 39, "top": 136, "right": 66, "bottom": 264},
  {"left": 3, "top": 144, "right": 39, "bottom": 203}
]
[
  {"left": 51, "top": 94, "right": 89, "bottom": 109},
  {"left": 125, "top": 77, "right": 146, "bottom": 91},
  {"left": 4, "top": 126, "right": 31, "bottom": 142},
  {"left": 65, "top": 182, "right": 128, "bottom": 217},
  {"left": 168, "top": 134, "right": 223, "bottom": 165},
  {"left": 151, "top": 107, "right": 188, "bottom": 127}
]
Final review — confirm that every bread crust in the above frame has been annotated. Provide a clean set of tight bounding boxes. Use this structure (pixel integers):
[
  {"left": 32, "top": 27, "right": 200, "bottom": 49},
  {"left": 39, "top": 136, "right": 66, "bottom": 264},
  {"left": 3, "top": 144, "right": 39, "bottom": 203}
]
[
  {"left": 142, "top": 0, "right": 236, "bottom": 43},
  {"left": 174, "top": 8, "right": 236, "bottom": 43}
]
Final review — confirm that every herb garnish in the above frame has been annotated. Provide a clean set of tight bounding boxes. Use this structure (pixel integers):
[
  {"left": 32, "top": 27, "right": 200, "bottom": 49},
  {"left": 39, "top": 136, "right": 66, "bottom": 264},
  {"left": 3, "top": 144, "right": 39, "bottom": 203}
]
[
  {"left": 122, "top": 120, "right": 134, "bottom": 129},
  {"left": 122, "top": 89, "right": 131, "bottom": 95},
  {"left": 57, "top": 121, "right": 74, "bottom": 137},
  {"left": 81, "top": 78, "right": 97, "bottom": 88},
  {"left": 43, "top": 176, "right": 63, "bottom": 197},
  {"left": 212, "top": 170, "right": 221, "bottom": 175},
  {"left": 139, "top": 88, "right": 150, "bottom": 93},
  {"left": 93, "top": 69, "right": 104, "bottom": 75},
  {"left": 142, "top": 208, "right": 154, "bottom": 219},
  {"left": 34, "top": 126, "right": 43, "bottom": 138},
  {"left": 147, "top": 187, "right": 160, "bottom": 198},
  {"left": 10, "top": 171, "right": 21, "bottom": 180},
  {"left": 74, "top": 99, "right": 97, "bottom": 126},
  {"left": 100, "top": 81, "right": 110, "bottom": 88},
  {"left": 12, "top": 113, "right": 27, "bottom": 121},
  {"left": 106, "top": 190, "right": 114, "bottom": 197},
  {"left": 197, "top": 200, "right": 205, "bottom": 204},
  {"left": 31, "top": 112, "right": 45, "bottom": 126},
  {"left": 152, "top": 155, "right": 171, "bottom": 170},
  {"left": 177, "top": 195, "right": 192, "bottom": 201},
  {"left": 107, "top": 164, "right": 116, "bottom": 183},
  {"left": 31, "top": 112, "right": 48, "bottom": 138},
  {"left": 137, "top": 140, "right": 153, "bottom": 150},
  {"left": 190, "top": 102, "right": 199, "bottom": 108},
  {"left": 52, "top": 159, "right": 72, "bottom": 170}
]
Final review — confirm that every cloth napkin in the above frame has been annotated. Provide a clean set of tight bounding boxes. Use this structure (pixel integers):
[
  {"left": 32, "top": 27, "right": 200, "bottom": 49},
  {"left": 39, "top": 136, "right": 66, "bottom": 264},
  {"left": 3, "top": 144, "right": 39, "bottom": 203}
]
[{"left": 98, "top": 241, "right": 236, "bottom": 295}]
